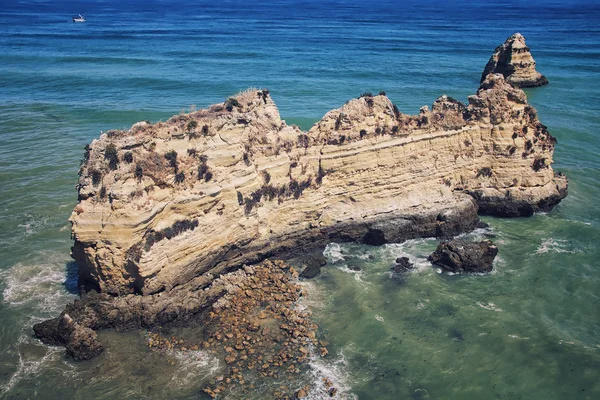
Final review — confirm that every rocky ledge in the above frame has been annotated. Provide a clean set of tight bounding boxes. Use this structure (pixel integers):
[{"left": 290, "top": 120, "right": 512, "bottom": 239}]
[
  {"left": 482, "top": 33, "right": 549, "bottom": 88},
  {"left": 34, "top": 69, "right": 566, "bottom": 358}
]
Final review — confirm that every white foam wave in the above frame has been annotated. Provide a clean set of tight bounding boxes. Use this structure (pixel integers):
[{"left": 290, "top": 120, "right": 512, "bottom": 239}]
[
  {"left": 165, "top": 349, "right": 221, "bottom": 389},
  {"left": 476, "top": 302, "right": 503, "bottom": 312},
  {"left": 324, "top": 243, "right": 345, "bottom": 263},
  {"left": 535, "top": 238, "right": 575, "bottom": 255},
  {"left": 337, "top": 265, "right": 371, "bottom": 288},
  {"left": 1, "top": 256, "right": 76, "bottom": 315},
  {"left": 17, "top": 213, "right": 49, "bottom": 236},
  {"left": 305, "top": 347, "right": 357, "bottom": 400},
  {"left": 415, "top": 299, "right": 430, "bottom": 310},
  {"left": 508, "top": 334, "right": 530, "bottom": 340},
  {"left": 0, "top": 336, "right": 65, "bottom": 397}
]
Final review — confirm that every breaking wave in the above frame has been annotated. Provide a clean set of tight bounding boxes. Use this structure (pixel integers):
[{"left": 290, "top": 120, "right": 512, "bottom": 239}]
[{"left": 535, "top": 238, "right": 575, "bottom": 254}]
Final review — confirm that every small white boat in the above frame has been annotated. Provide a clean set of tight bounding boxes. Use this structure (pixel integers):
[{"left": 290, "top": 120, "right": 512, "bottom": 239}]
[{"left": 73, "top": 14, "right": 86, "bottom": 23}]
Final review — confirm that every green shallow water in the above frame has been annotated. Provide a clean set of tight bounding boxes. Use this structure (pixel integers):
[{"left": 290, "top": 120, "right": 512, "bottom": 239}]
[
  {"left": 1, "top": 0, "right": 599, "bottom": 398},
  {"left": 307, "top": 219, "right": 600, "bottom": 399}
]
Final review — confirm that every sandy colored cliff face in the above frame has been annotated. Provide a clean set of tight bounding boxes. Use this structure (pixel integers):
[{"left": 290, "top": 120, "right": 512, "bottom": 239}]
[
  {"left": 70, "top": 75, "right": 566, "bottom": 296},
  {"left": 481, "top": 33, "right": 549, "bottom": 88}
]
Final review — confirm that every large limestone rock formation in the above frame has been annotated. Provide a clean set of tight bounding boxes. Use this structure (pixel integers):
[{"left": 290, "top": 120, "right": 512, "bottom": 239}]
[
  {"left": 70, "top": 76, "right": 566, "bottom": 297},
  {"left": 481, "top": 33, "right": 549, "bottom": 88},
  {"left": 34, "top": 74, "right": 567, "bottom": 357}
]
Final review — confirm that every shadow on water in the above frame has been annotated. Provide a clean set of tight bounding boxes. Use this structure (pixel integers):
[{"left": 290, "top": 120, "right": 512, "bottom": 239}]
[{"left": 63, "top": 261, "right": 79, "bottom": 295}]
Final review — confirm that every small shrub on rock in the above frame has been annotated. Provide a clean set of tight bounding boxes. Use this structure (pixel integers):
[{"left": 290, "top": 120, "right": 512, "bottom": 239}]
[
  {"left": 335, "top": 114, "right": 343, "bottom": 131},
  {"left": 225, "top": 97, "right": 240, "bottom": 112},
  {"left": 262, "top": 170, "right": 271, "bottom": 184},
  {"left": 297, "top": 133, "right": 309, "bottom": 149},
  {"left": 104, "top": 143, "right": 119, "bottom": 170},
  {"left": 174, "top": 172, "right": 185, "bottom": 183},
  {"left": 186, "top": 120, "right": 198, "bottom": 133},
  {"left": 164, "top": 150, "right": 178, "bottom": 173},
  {"left": 91, "top": 170, "right": 102, "bottom": 186},
  {"left": 532, "top": 157, "right": 547, "bottom": 172},
  {"left": 392, "top": 104, "right": 401, "bottom": 120},
  {"left": 135, "top": 165, "right": 143, "bottom": 181},
  {"left": 198, "top": 163, "right": 209, "bottom": 180},
  {"left": 258, "top": 89, "right": 270, "bottom": 104},
  {"left": 476, "top": 167, "right": 493, "bottom": 178},
  {"left": 123, "top": 151, "right": 134, "bottom": 163}
]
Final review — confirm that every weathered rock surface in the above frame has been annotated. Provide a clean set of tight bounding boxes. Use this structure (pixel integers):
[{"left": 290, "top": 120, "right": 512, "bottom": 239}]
[
  {"left": 482, "top": 33, "right": 549, "bottom": 88},
  {"left": 429, "top": 240, "right": 498, "bottom": 273},
  {"left": 36, "top": 68, "right": 567, "bottom": 358}
]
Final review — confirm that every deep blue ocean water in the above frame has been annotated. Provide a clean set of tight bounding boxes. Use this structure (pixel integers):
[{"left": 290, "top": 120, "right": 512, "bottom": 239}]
[{"left": 0, "top": 0, "right": 599, "bottom": 398}]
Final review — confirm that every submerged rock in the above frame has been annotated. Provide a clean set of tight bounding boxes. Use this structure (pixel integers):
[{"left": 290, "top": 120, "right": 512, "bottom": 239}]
[
  {"left": 428, "top": 240, "right": 498, "bottom": 273},
  {"left": 392, "top": 257, "right": 414, "bottom": 273},
  {"left": 481, "top": 33, "right": 548, "bottom": 88},
  {"left": 299, "top": 254, "right": 327, "bottom": 279}
]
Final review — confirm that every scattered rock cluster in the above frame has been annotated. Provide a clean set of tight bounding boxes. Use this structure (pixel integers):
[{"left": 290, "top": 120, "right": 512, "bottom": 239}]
[{"left": 145, "top": 260, "right": 336, "bottom": 399}]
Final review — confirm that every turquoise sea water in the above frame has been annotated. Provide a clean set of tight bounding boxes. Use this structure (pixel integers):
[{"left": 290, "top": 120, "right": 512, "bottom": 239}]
[{"left": 0, "top": 0, "right": 599, "bottom": 398}]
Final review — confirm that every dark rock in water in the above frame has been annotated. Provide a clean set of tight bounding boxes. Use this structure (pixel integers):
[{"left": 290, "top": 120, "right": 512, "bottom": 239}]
[
  {"left": 348, "top": 265, "right": 362, "bottom": 272},
  {"left": 299, "top": 254, "right": 327, "bottom": 278},
  {"left": 428, "top": 240, "right": 498, "bottom": 273},
  {"left": 476, "top": 221, "right": 489, "bottom": 229},
  {"left": 392, "top": 257, "right": 414, "bottom": 273},
  {"left": 33, "top": 313, "right": 103, "bottom": 360}
]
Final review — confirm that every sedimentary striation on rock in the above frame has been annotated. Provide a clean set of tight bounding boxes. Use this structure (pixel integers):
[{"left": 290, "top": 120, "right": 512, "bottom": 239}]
[
  {"left": 482, "top": 33, "right": 549, "bottom": 88},
  {"left": 35, "top": 72, "right": 567, "bottom": 357}
]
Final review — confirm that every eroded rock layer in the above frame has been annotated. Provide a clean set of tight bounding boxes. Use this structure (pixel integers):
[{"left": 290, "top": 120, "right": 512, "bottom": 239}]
[
  {"left": 69, "top": 75, "right": 565, "bottom": 298},
  {"left": 481, "top": 33, "right": 549, "bottom": 88}
]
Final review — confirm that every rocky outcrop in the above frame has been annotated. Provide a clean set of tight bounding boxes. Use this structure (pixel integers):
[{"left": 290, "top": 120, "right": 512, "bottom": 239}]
[
  {"left": 392, "top": 257, "right": 414, "bottom": 273},
  {"left": 482, "top": 33, "right": 549, "bottom": 88},
  {"left": 69, "top": 76, "right": 565, "bottom": 298},
  {"left": 429, "top": 240, "right": 498, "bottom": 273},
  {"left": 36, "top": 70, "right": 567, "bottom": 358},
  {"left": 33, "top": 313, "right": 103, "bottom": 360},
  {"left": 298, "top": 253, "right": 328, "bottom": 279}
]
